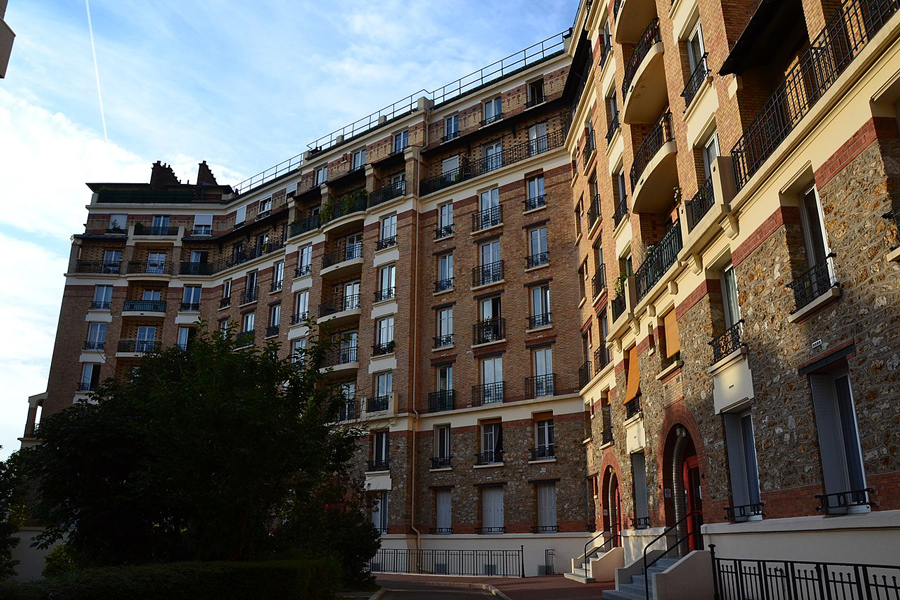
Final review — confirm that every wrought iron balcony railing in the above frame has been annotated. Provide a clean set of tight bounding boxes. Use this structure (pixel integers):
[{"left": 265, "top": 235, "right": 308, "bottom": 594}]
[
  {"left": 681, "top": 53, "right": 709, "bottom": 108},
  {"left": 289, "top": 311, "right": 308, "bottom": 325},
  {"left": 815, "top": 488, "right": 874, "bottom": 513},
  {"left": 582, "top": 131, "right": 596, "bottom": 170},
  {"left": 366, "top": 458, "right": 390, "bottom": 472},
  {"left": 634, "top": 219, "right": 683, "bottom": 301},
  {"left": 601, "top": 427, "right": 613, "bottom": 445},
  {"left": 91, "top": 300, "right": 111, "bottom": 310},
  {"left": 295, "top": 264, "right": 311, "bottom": 278},
  {"left": 374, "top": 287, "right": 395, "bottom": 302},
  {"left": 323, "top": 346, "right": 358, "bottom": 367},
  {"left": 724, "top": 502, "right": 764, "bottom": 522},
  {"left": 235, "top": 331, "right": 255, "bottom": 348},
  {"left": 368, "top": 180, "right": 406, "bottom": 208},
  {"left": 323, "top": 243, "right": 363, "bottom": 268},
  {"left": 530, "top": 445, "right": 556, "bottom": 461},
  {"left": 117, "top": 339, "right": 161, "bottom": 354},
  {"left": 625, "top": 397, "right": 641, "bottom": 420},
  {"left": 376, "top": 236, "right": 397, "bottom": 251},
  {"left": 289, "top": 214, "right": 320, "bottom": 238},
  {"left": 428, "top": 389, "right": 456, "bottom": 413},
  {"left": 475, "top": 526, "right": 505, "bottom": 534},
  {"left": 710, "top": 320, "right": 744, "bottom": 364},
  {"left": 630, "top": 111, "right": 674, "bottom": 188},
  {"left": 787, "top": 253, "right": 838, "bottom": 313},
  {"left": 525, "top": 373, "right": 556, "bottom": 398},
  {"left": 474, "top": 450, "right": 503, "bottom": 465},
  {"left": 622, "top": 18, "right": 661, "bottom": 101},
  {"left": 731, "top": 0, "right": 899, "bottom": 191},
  {"left": 319, "top": 294, "right": 361, "bottom": 316},
  {"left": 524, "top": 195, "right": 546, "bottom": 211},
  {"left": 76, "top": 382, "right": 98, "bottom": 392},
  {"left": 526, "top": 252, "right": 549, "bottom": 269},
  {"left": 472, "top": 260, "right": 504, "bottom": 287},
  {"left": 434, "top": 224, "right": 454, "bottom": 239},
  {"left": 127, "top": 261, "right": 173, "bottom": 275},
  {"left": 473, "top": 317, "right": 505, "bottom": 344},
  {"left": 323, "top": 190, "right": 367, "bottom": 223},
  {"left": 434, "top": 277, "right": 454, "bottom": 292},
  {"left": 134, "top": 224, "right": 179, "bottom": 236},
  {"left": 367, "top": 395, "right": 390, "bottom": 412},
  {"left": 123, "top": 300, "right": 166, "bottom": 312},
  {"left": 430, "top": 456, "right": 452, "bottom": 469},
  {"left": 219, "top": 296, "right": 231, "bottom": 308},
  {"left": 686, "top": 178, "right": 715, "bottom": 232},
  {"left": 265, "top": 325, "right": 280, "bottom": 337},
  {"left": 631, "top": 516, "right": 650, "bottom": 529},
  {"left": 527, "top": 312, "right": 551, "bottom": 329},
  {"left": 83, "top": 340, "right": 105, "bottom": 351},
  {"left": 472, "top": 205, "right": 503, "bottom": 232},
  {"left": 337, "top": 400, "right": 360, "bottom": 422},
  {"left": 613, "top": 196, "right": 628, "bottom": 228},
  {"left": 270, "top": 280, "right": 283, "bottom": 293},
  {"left": 611, "top": 292, "right": 627, "bottom": 322},
  {"left": 472, "top": 381, "right": 505, "bottom": 406},
  {"left": 587, "top": 195, "right": 601, "bottom": 229},
  {"left": 600, "top": 34, "right": 612, "bottom": 68},
  {"left": 605, "top": 112, "right": 620, "bottom": 144},
  {"left": 592, "top": 264, "right": 607, "bottom": 298},
  {"left": 433, "top": 334, "right": 453, "bottom": 348},
  {"left": 191, "top": 225, "right": 212, "bottom": 236},
  {"left": 372, "top": 341, "right": 395, "bottom": 356},
  {"left": 594, "top": 347, "right": 611, "bottom": 374},
  {"left": 179, "top": 261, "right": 215, "bottom": 276},
  {"left": 579, "top": 361, "right": 592, "bottom": 388},
  {"left": 240, "top": 286, "right": 259, "bottom": 305}
]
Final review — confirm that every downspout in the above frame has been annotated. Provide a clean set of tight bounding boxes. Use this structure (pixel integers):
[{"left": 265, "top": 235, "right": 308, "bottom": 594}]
[
  {"left": 671, "top": 426, "right": 688, "bottom": 555},
  {"left": 408, "top": 116, "right": 424, "bottom": 553}
]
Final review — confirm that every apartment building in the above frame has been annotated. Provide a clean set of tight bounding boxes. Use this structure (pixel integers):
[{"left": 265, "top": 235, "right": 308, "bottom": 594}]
[
  {"left": 1, "top": 0, "right": 15, "bottom": 78},
  {"left": 19, "top": 0, "right": 900, "bottom": 590}
]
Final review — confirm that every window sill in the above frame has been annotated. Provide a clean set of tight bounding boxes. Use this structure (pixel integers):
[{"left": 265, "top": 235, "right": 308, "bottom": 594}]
[
  {"left": 578, "top": 297, "right": 587, "bottom": 309},
  {"left": 375, "top": 243, "right": 398, "bottom": 254},
  {"left": 623, "top": 411, "right": 643, "bottom": 427},
  {"left": 365, "top": 469, "right": 390, "bottom": 475},
  {"left": 435, "top": 233, "right": 454, "bottom": 242},
  {"left": 371, "top": 352, "right": 395, "bottom": 359},
  {"left": 471, "top": 223, "right": 504, "bottom": 236},
  {"left": 432, "top": 344, "right": 454, "bottom": 352},
  {"left": 433, "top": 288, "right": 454, "bottom": 297},
  {"left": 787, "top": 285, "right": 841, "bottom": 323},
  {"left": 709, "top": 346, "right": 748, "bottom": 376},
  {"left": 655, "top": 360, "right": 684, "bottom": 381},
  {"left": 471, "top": 338, "right": 506, "bottom": 349},
  {"left": 525, "top": 324, "right": 553, "bottom": 334},
  {"left": 471, "top": 279, "right": 505, "bottom": 292},
  {"left": 429, "top": 467, "right": 453, "bottom": 472},
  {"left": 582, "top": 437, "right": 593, "bottom": 446},
  {"left": 373, "top": 297, "right": 397, "bottom": 307},
  {"left": 528, "top": 458, "right": 557, "bottom": 465},
  {"left": 525, "top": 263, "right": 549, "bottom": 273},
  {"left": 523, "top": 204, "right": 547, "bottom": 216},
  {"left": 599, "top": 440, "right": 614, "bottom": 450},
  {"left": 473, "top": 462, "right": 504, "bottom": 469}
]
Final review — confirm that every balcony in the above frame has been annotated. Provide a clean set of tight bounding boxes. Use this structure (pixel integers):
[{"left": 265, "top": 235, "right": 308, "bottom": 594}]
[
  {"left": 366, "top": 458, "right": 390, "bottom": 472},
  {"left": 472, "top": 382, "right": 505, "bottom": 406},
  {"left": 127, "top": 261, "right": 173, "bottom": 276},
  {"left": 420, "top": 129, "right": 565, "bottom": 195},
  {"left": 524, "top": 195, "right": 546, "bottom": 212},
  {"left": 621, "top": 18, "right": 666, "bottom": 125},
  {"left": 322, "top": 243, "right": 363, "bottom": 273},
  {"left": 376, "top": 236, "right": 397, "bottom": 251},
  {"left": 686, "top": 178, "right": 715, "bottom": 233},
  {"left": 731, "top": 0, "right": 898, "bottom": 191},
  {"left": 481, "top": 113, "right": 503, "bottom": 126},
  {"left": 270, "top": 280, "right": 284, "bottom": 293},
  {"left": 472, "top": 261, "right": 504, "bottom": 287},
  {"left": 530, "top": 445, "right": 556, "bottom": 461},
  {"left": 582, "top": 131, "right": 596, "bottom": 170},
  {"left": 578, "top": 361, "right": 592, "bottom": 388},
  {"left": 123, "top": 300, "right": 167, "bottom": 314},
  {"left": 367, "top": 395, "right": 390, "bottom": 412},
  {"left": 710, "top": 320, "right": 745, "bottom": 364},
  {"left": 264, "top": 325, "right": 279, "bottom": 338},
  {"left": 433, "top": 334, "right": 453, "bottom": 349},
  {"left": 235, "top": 331, "right": 255, "bottom": 348},
  {"left": 592, "top": 264, "right": 607, "bottom": 299},
  {"left": 634, "top": 219, "right": 682, "bottom": 302},
  {"left": 625, "top": 397, "right": 641, "bottom": 420},
  {"left": 430, "top": 456, "right": 452, "bottom": 469},
  {"left": 322, "top": 190, "right": 367, "bottom": 224},
  {"left": 289, "top": 311, "right": 308, "bottom": 325},
  {"left": 473, "top": 317, "right": 505, "bottom": 345},
  {"left": 725, "top": 503, "right": 764, "bottom": 523},
  {"left": 587, "top": 195, "right": 601, "bottom": 231},
  {"left": 605, "top": 113, "right": 620, "bottom": 145},
  {"left": 369, "top": 180, "right": 406, "bottom": 208},
  {"left": 474, "top": 450, "right": 503, "bottom": 466},
  {"left": 133, "top": 224, "right": 179, "bottom": 236},
  {"left": 787, "top": 254, "right": 839, "bottom": 314},
  {"left": 318, "top": 294, "right": 361, "bottom": 321},
  {"left": 83, "top": 340, "right": 105, "bottom": 351},
  {"left": 434, "top": 277, "right": 454, "bottom": 293},
  {"left": 219, "top": 297, "right": 232, "bottom": 309},
  {"left": 180, "top": 261, "right": 215, "bottom": 276},
  {"left": 76, "top": 382, "right": 98, "bottom": 392},
  {"left": 337, "top": 400, "right": 360, "bottom": 422},
  {"left": 226, "top": 241, "right": 285, "bottom": 270},
  {"left": 527, "top": 312, "right": 551, "bottom": 329},
  {"left": 117, "top": 339, "right": 160, "bottom": 354},
  {"left": 612, "top": 292, "right": 627, "bottom": 322},
  {"left": 428, "top": 390, "right": 456, "bottom": 413},
  {"left": 434, "top": 224, "right": 454, "bottom": 239},
  {"left": 240, "top": 286, "right": 259, "bottom": 305},
  {"left": 526, "top": 252, "right": 549, "bottom": 269},
  {"left": 323, "top": 345, "right": 358, "bottom": 368},
  {"left": 630, "top": 112, "right": 677, "bottom": 213},
  {"left": 593, "top": 347, "right": 611, "bottom": 375},
  {"left": 525, "top": 373, "right": 556, "bottom": 399},
  {"left": 613, "top": 0, "right": 658, "bottom": 44},
  {"left": 472, "top": 205, "right": 503, "bottom": 232},
  {"left": 613, "top": 196, "right": 628, "bottom": 228},
  {"left": 374, "top": 287, "right": 395, "bottom": 302},
  {"left": 681, "top": 53, "right": 709, "bottom": 109},
  {"left": 289, "top": 214, "right": 320, "bottom": 238},
  {"left": 372, "top": 341, "right": 395, "bottom": 356}
]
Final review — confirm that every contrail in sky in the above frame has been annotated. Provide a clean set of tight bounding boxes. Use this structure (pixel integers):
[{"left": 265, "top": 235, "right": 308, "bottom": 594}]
[{"left": 84, "top": 0, "right": 108, "bottom": 141}]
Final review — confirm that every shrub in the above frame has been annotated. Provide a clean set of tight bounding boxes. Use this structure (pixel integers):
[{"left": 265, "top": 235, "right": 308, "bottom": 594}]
[{"left": 42, "top": 545, "right": 76, "bottom": 579}]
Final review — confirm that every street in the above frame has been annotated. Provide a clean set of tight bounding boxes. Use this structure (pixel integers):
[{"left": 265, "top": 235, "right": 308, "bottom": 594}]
[{"left": 378, "top": 579, "right": 494, "bottom": 599}]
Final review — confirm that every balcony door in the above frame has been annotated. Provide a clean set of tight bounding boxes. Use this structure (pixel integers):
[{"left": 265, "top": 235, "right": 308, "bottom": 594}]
[
  {"left": 481, "top": 486, "right": 504, "bottom": 533},
  {"left": 137, "top": 325, "right": 156, "bottom": 352},
  {"left": 481, "top": 357, "right": 503, "bottom": 403},
  {"left": 529, "top": 122, "right": 548, "bottom": 155},
  {"left": 480, "top": 240, "right": 500, "bottom": 267}
]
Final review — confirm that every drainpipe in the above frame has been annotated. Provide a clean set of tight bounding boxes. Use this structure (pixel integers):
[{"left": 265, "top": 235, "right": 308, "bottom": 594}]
[
  {"left": 408, "top": 143, "right": 423, "bottom": 554},
  {"left": 671, "top": 426, "right": 688, "bottom": 555}
]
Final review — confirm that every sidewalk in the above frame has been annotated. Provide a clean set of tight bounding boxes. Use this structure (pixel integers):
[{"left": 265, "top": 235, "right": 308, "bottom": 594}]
[{"left": 374, "top": 573, "right": 614, "bottom": 600}]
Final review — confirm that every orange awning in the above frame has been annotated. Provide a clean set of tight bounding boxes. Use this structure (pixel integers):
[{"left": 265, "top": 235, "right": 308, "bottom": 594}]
[
  {"left": 624, "top": 345, "right": 640, "bottom": 403},
  {"left": 664, "top": 310, "right": 680, "bottom": 359}
]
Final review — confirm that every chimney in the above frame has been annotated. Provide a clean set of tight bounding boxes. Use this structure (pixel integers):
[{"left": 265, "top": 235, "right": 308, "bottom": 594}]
[
  {"left": 196, "top": 160, "right": 218, "bottom": 186},
  {"left": 149, "top": 161, "right": 180, "bottom": 188}
]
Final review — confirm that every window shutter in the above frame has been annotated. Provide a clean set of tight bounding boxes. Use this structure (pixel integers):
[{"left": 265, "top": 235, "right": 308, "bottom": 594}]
[
  {"left": 723, "top": 413, "right": 750, "bottom": 506},
  {"left": 664, "top": 310, "right": 680, "bottom": 358},
  {"left": 631, "top": 452, "right": 649, "bottom": 520},
  {"left": 436, "top": 490, "right": 452, "bottom": 531},
  {"left": 537, "top": 484, "right": 557, "bottom": 529},
  {"left": 235, "top": 205, "right": 247, "bottom": 224},
  {"left": 809, "top": 374, "right": 849, "bottom": 500},
  {"left": 624, "top": 345, "right": 640, "bottom": 403}
]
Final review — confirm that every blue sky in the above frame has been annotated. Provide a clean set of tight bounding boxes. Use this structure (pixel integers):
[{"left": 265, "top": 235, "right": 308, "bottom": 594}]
[{"left": 0, "top": 0, "right": 578, "bottom": 459}]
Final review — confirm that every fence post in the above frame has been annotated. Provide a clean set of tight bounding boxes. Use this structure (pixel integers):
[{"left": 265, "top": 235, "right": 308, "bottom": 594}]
[
  {"left": 709, "top": 544, "right": 721, "bottom": 600},
  {"left": 521, "top": 545, "right": 526, "bottom": 578}
]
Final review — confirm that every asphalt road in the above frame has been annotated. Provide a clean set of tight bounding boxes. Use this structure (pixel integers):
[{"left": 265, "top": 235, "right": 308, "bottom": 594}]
[{"left": 379, "top": 580, "right": 494, "bottom": 599}]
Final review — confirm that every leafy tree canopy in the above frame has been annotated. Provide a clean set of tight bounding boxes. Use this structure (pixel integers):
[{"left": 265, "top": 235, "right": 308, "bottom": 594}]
[{"left": 0, "top": 446, "right": 20, "bottom": 581}]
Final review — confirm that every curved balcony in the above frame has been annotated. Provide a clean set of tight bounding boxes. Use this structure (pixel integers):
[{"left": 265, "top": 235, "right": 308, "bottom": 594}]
[
  {"left": 321, "top": 190, "right": 367, "bottom": 231},
  {"left": 126, "top": 260, "right": 173, "bottom": 277},
  {"left": 318, "top": 294, "right": 361, "bottom": 326},
  {"left": 288, "top": 214, "right": 320, "bottom": 239},
  {"left": 630, "top": 112, "right": 678, "bottom": 214},
  {"left": 613, "top": 0, "right": 658, "bottom": 44},
  {"left": 621, "top": 19, "right": 666, "bottom": 125},
  {"left": 320, "top": 345, "right": 359, "bottom": 376},
  {"left": 321, "top": 243, "right": 363, "bottom": 278}
]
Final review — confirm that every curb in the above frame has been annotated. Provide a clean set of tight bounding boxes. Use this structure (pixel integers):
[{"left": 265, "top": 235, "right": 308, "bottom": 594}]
[
  {"left": 368, "top": 589, "right": 386, "bottom": 600},
  {"left": 374, "top": 581, "right": 513, "bottom": 599}
]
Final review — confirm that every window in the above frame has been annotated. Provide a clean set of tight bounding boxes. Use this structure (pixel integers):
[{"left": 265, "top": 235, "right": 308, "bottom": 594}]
[
  {"left": 631, "top": 452, "right": 650, "bottom": 527},
  {"left": 291, "top": 338, "right": 307, "bottom": 364},
  {"left": 151, "top": 215, "right": 170, "bottom": 234},
  {"left": 534, "top": 416, "right": 555, "bottom": 459},
  {"left": 379, "top": 215, "right": 397, "bottom": 249},
  {"left": 393, "top": 130, "right": 409, "bottom": 154},
  {"left": 231, "top": 241, "right": 244, "bottom": 264},
  {"left": 371, "top": 490, "right": 389, "bottom": 533},
  {"left": 479, "top": 295, "right": 502, "bottom": 342},
  {"left": 578, "top": 261, "right": 587, "bottom": 300},
  {"left": 575, "top": 199, "right": 583, "bottom": 236},
  {"left": 795, "top": 186, "right": 835, "bottom": 303},
  {"left": 436, "top": 489, "right": 452, "bottom": 534},
  {"left": 315, "top": 166, "right": 327, "bottom": 186},
  {"left": 375, "top": 317, "right": 394, "bottom": 354},
  {"left": 702, "top": 131, "right": 720, "bottom": 182},
  {"left": 526, "top": 175, "right": 545, "bottom": 210},
  {"left": 687, "top": 21, "right": 706, "bottom": 73},
  {"left": 484, "top": 140, "right": 502, "bottom": 171},
  {"left": 145, "top": 252, "right": 166, "bottom": 274},
  {"left": 255, "top": 233, "right": 269, "bottom": 255},
  {"left": 177, "top": 326, "right": 192, "bottom": 351},
  {"left": 219, "top": 319, "right": 229, "bottom": 335},
  {"left": 810, "top": 368, "right": 867, "bottom": 513},
  {"left": 267, "top": 304, "right": 281, "bottom": 336},
  {"left": 435, "top": 424, "right": 451, "bottom": 463},
  {"left": 482, "top": 97, "right": 502, "bottom": 124},
  {"left": 481, "top": 486, "right": 504, "bottom": 534},
  {"left": 722, "top": 264, "right": 740, "bottom": 329},
  {"left": 239, "top": 313, "right": 254, "bottom": 335},
  {"left": 723, "top": 411, "right": 761, "bottom": 520},
  {"left": 527, "top": 79, "right": 545, "bottom": 106},
  {"left": 598, "top": 310, "right": 610, "bottom": 367},
  {"left": 101, "top": 250, "right": 122, "bottom": 274},
  {"left": 80, "top": 364, "right": 101, "bottom": 392},
  {"left": 480, "top": 421, "right": 503, "bottom": 464},
  {"left": 85, "top": 323, "right": 106, "bottom": 350},
  {"left": 535, "top": 483, "right": 557, "bottom": 532},
  {"left": 271, "top": 261, "right": 284, "bottom": 292},
  {"left": 662, "top": 309, "right": 680, "bottom": 362},
  {"left": 528, "top": 122, "right": 548, "bottom": 155},
  {"left": 351, "top": 148, "right": 366, "bottom": 171},
  {"left": 337, "top": 280, "right": 360, "bottom": 310},
  {"left": 258, "top": 197, "right": 272, "bottom": 216},
  {"left": 186, "top": 250, "right": 209, "bottom": 275},
  {"left": 344, "top": 232, "right": 363, "bottom": 261},
  {"left": 141, "top": 288, "right": 160, "bottom": 302},
  {"left": 530, "top": 284, "right": 551, "bottom": 328},
  {"left": 377, "top": 265, "right": 395, "bottom": 301},
  {"left": 92, "top": 285, "right": 113, "bottom": 309},
  {"left": 479, "top": 239, "right": 501, "bottom": 272},
  {"left": 436, "top": 307, "right": 453, "bottom": 347},
  {"left": 527, "top": 226, "right": 549, "bottom": 268},
  {"left": 372, "top": 429, "right": 390, "bottom": 470},
  {"left": 477, "top": 188, "right": 501, "bottom": 230},
  {"left": 437, "top": 365, "right": 453, "bottom": 392},
  {"left": 436, "top": 253, "right": 453, "bottom": 291},
  {"left": 375, "top": 371, "right": 392, "bottom": 402},
  {"left": 293, "top": 290, "right": 309, "bottom": 323},
  {"left": 136, "top": 326, "right": 156, "bottom": 353},
  {"left": 441, "top": 155, "right": 459, "bottom": 185},
  {"left": 297, "top": 244, "right": 313, "bottom": 277},
  {"left": 222, "top": 279, "right": 232, "bottom": 305},
  {"left": 532, "top": 347, "right": 554, "bottom": 397},
  {"left": 444, "top": 114, "right": 459, "bottom": 141},
  {"left": 480, "top": 356, "right": 503, "bottom": 404},
  {"left": 108, "top": 214, "right": 126, "bottom": 232},
  {"left": 391, "top": 171, "right": 406, "bottom": 192},
  {"left": 182, "top": 286, "right": 201, "bottom": 311},
  {"left": 244, "top": 271, "right": 258, "bottom": 303},
  {"left": 606, "top": 91, "right": 619, "bottom": 133},
  {"left": 614, "top": 170, "right": 628, "bottom": 225}
]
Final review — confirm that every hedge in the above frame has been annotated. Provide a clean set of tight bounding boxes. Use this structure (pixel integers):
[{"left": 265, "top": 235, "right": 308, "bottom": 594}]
[{"left": 0, "top": 558, "right": 340, "bottom": 600}]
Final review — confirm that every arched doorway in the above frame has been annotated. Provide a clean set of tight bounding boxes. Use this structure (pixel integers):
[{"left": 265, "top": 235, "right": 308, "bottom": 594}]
[
  {"left": 662, "top": 425, "right": 703, "bottom": 553},
  {"left": 601, "top": 467, "right": 622, "bottom": 545}
]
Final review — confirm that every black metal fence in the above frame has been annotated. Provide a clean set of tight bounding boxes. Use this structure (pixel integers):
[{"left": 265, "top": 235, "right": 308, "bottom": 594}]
[
  {"left": 623, "top": 18, "right": 661, "bottom": 101},
  {"left": 713, "top": 552, "right": 900, "bottom": 600},
  {"left": 687, "top": 178, "right": 715, "bottom": 232},
  {"left": 368, "top": 548, "right": 525, "bottom": 577},
  {"left": 787, "top": 253, "right": 837, "bottom": 312},
  {"left": 710, "top": 320, "right": 744, "bottom": 364},
  {"left": 682, "top": 53, "right": 709, "bottom": 108},
  {"left": 634, "top": 219, "right": 683, "bottom": 301}
]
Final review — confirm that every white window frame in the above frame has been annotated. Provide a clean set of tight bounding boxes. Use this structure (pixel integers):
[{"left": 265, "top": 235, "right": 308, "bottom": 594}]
[{"left": 393, "top": 130, "right": 409, "bottom": 153}]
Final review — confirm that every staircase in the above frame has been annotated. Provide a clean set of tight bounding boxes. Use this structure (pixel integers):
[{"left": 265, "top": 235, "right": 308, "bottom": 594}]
[
  {"left": 602, "top": 557, "right": 679, "bottom": 599},
  {"left": 564, "top": 529, "right": 621, "bottom": 583}
]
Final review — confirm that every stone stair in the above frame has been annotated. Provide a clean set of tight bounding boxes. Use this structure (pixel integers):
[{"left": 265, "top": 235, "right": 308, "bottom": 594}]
[{"left": 602, "top": 557, "right": 680, "bottom": 600}]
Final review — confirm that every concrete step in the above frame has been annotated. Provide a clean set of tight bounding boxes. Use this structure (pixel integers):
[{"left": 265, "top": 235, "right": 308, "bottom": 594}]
[
  {"left": 563, "top": 570, "right": 595, "bottom": 584},
  {"left": 602, "top": 588, "right": 648, "bottom": 600}
]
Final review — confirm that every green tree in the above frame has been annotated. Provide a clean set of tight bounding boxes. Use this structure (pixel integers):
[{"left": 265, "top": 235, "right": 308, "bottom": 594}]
[
  {"left": 0, "top": 447, "right": 20, "bottom": 581},
  {"left": 18, "top": 326, "right": 371, "bottom": 575}
]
